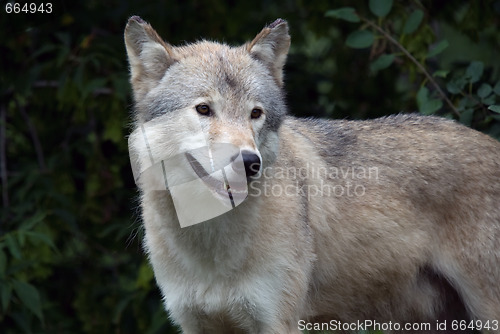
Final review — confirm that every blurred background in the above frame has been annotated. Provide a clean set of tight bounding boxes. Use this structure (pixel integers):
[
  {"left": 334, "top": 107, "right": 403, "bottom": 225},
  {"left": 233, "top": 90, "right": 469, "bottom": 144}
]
[{"left": 1, "top": 0, "right": 499, "bottom": 333}]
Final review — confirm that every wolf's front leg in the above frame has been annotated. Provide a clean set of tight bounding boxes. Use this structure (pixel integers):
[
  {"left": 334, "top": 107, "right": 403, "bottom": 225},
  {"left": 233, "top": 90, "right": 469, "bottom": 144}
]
[{"left": 175, "top": 309, "right": 304, "bottom": 334}]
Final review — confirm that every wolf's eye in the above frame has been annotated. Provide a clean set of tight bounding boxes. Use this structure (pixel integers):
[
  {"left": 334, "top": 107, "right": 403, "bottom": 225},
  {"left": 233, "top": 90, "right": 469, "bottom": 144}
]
[
  {"left": 196, "top": 104, "right": 211, "bottom": 116},
  {"left": 251, "top": 108, "right": 263, "bottom": 119}
]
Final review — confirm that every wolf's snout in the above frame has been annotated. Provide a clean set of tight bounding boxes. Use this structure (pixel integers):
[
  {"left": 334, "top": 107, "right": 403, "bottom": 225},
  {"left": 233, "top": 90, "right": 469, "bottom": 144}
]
[
  {"left": 242, "top": 151, "right": 261, "bottom": 178},
  {"left": 232, "top": 150, "right": 261, "bottom": 178}
]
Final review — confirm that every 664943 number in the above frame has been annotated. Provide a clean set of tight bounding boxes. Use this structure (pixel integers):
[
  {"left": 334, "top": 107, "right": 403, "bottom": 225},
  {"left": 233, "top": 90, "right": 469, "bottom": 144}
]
[
  {"left": 5, "top": 2, "right": 52, "bottom": 14},
  {"left": 451, "top": 320, "right": 499, "bottom": 331}
]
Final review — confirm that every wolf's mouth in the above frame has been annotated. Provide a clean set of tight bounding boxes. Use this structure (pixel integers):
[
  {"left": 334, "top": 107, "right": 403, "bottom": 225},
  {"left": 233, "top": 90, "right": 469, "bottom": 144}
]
[{"left": 184, "top": 152, "right": 247, "bottom": 207}]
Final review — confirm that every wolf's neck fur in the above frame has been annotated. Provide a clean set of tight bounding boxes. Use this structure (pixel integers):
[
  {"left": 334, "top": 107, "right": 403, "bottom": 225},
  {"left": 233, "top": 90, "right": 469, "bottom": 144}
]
[{"left": 142, "top": 189, "right": 264, "bottom": 277}]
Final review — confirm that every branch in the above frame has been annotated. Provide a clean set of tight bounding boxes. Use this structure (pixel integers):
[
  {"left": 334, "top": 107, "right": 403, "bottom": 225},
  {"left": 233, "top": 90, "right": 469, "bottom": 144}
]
[
  {"left": 360, "top": 16, "right": 460, "bottom": 117},
  {"left": 0, "top": 104, "right": 8, "bottom": 209}
]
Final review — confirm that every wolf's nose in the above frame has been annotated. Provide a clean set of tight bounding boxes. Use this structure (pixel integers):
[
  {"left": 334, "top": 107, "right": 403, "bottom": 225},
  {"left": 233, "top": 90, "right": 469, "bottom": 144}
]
[
  {"left": 232, "top": 150, "right": 261, "bottom": 178},
  {"left": 242, "top": 151, "right": 261, "bottom": 177}
]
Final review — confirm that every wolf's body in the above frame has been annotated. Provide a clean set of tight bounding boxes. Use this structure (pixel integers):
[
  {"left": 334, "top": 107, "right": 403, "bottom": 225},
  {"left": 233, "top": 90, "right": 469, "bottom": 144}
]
[{"left": 125, "top": 17, "right": 500, "bottom": 333}]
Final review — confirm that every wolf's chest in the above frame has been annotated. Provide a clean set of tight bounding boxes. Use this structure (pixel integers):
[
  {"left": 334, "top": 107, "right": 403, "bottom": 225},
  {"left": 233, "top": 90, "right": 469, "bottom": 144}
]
[{"left": 159, "top": 260, "right": 283, "bottom": 328}]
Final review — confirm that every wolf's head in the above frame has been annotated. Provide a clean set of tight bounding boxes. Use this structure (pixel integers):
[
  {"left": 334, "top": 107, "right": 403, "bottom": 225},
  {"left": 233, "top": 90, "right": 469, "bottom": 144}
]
[{"left": 125, "top": 17, "right": 290, "bottom": 226}]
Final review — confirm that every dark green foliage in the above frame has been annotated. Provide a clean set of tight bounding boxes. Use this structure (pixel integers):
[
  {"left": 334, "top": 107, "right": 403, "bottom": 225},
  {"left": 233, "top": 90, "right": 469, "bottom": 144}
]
[
  {"left": 1, "top": 1, "right": 499, "bottom": 333},
  {"left": 326, "top": 0, "right": 500, "bottom": 135}
]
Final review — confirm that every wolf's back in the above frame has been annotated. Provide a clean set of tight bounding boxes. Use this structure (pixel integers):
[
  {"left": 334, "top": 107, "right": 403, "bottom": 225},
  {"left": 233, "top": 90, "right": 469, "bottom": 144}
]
[{"left": 276, "top": 114, "right": 500, "bottom": 322}]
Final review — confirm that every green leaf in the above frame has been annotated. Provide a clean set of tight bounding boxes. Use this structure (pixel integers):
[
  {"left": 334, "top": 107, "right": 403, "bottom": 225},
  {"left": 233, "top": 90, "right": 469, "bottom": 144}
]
[
  {"left": 13, "top": 281, "right": 44, "bottom": 321},
  {"left": 18, "top": 231, "right": 26, "bottom": 247},
  {"left": 482, "top": 95, "right": 496, "bottom": 105},
  {"left": 82, "top": 78, "right": 107, "bottom": 100},
  {"left": 426, "top": 40, "right": 449, "bottom": 58},
  {"left": 25, "top": 231, "right": 57, "bottom": 250},
  {"left": 1, "top": 283, "right": 12, "bottom": 312},
  {"left": 370, "top": 54, "right": 395, "bottom": 73},
  {"left": 369, "top": 0, "right": 393, "bottom": 17},
  {"left": 5, "top": 234, "right": 21, "bottom": 259},
  {"left": 433, "top": 70, "right": 449, "bottom": 78},
  {"left": 346, "top": 30, "right": 374, "bottom": 49},
  {"left": 403, "top": 10, "right": 424, "bottom": 34},
  {"left": 420, "top": 99, "right": 442, "bottom": 115},
  {"left": 466, "top": 61, "right": 484, "bottom": 83},
  {"left": 416, "top": 86, "right": 442, "bottom": 115},
  {"left": 136, "top": 262, "right": 154, "bottom": 290},
  {"left": 457, "top": 97, "right": 475, "bottom": 112},
  {"left": 0, "top": 249, "right": 6, "bottom": 278},
  {"left": 416, "top": 86, "right": 429, "bottom": 105},
  {"left": 103, "top": 117, "right": 124, "bottom": 144},
  {"left": 493, "top": 81, "right": 500, "bottom": 96},
  {"left": 446, "top": 82, "right": 460, "bottom": 94},
  {"left": 477, "top": 83, "right": 493, "bottom": 99},
  {"left": 20, "top": 211, "right": 46, "bottom": 231},
  {"left": 460, "top": 109, "right": 475, "bottom": 126},
  {"left": 325, "top": 7, "right": 360, "bottom": 23},
  {"left": 446, "top": 76, "right": 467, "bottom": 94},
  {"left": 488, "top": 105, "right": 500, "bottom": 113}
]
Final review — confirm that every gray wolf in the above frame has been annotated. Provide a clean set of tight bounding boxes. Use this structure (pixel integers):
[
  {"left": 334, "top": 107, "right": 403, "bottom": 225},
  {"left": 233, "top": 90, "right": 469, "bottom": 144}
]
[{"left": 124, "top": 16, "right": 500, "bottom": 333}]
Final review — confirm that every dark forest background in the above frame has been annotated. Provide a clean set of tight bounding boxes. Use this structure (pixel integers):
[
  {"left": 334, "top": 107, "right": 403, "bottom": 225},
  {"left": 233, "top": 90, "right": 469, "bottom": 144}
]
[{"left": 1, "top": 0, "right": 499, "bottom": 333}]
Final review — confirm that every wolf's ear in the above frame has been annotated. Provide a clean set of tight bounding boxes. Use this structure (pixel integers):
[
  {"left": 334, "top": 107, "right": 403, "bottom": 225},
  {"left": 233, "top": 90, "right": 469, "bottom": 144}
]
[
  {"left": 247, "top": 19, "right": 290, "bottom": 87},
  {"left": 124, "top": 16, "right": 176, "bottom": 99}
]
